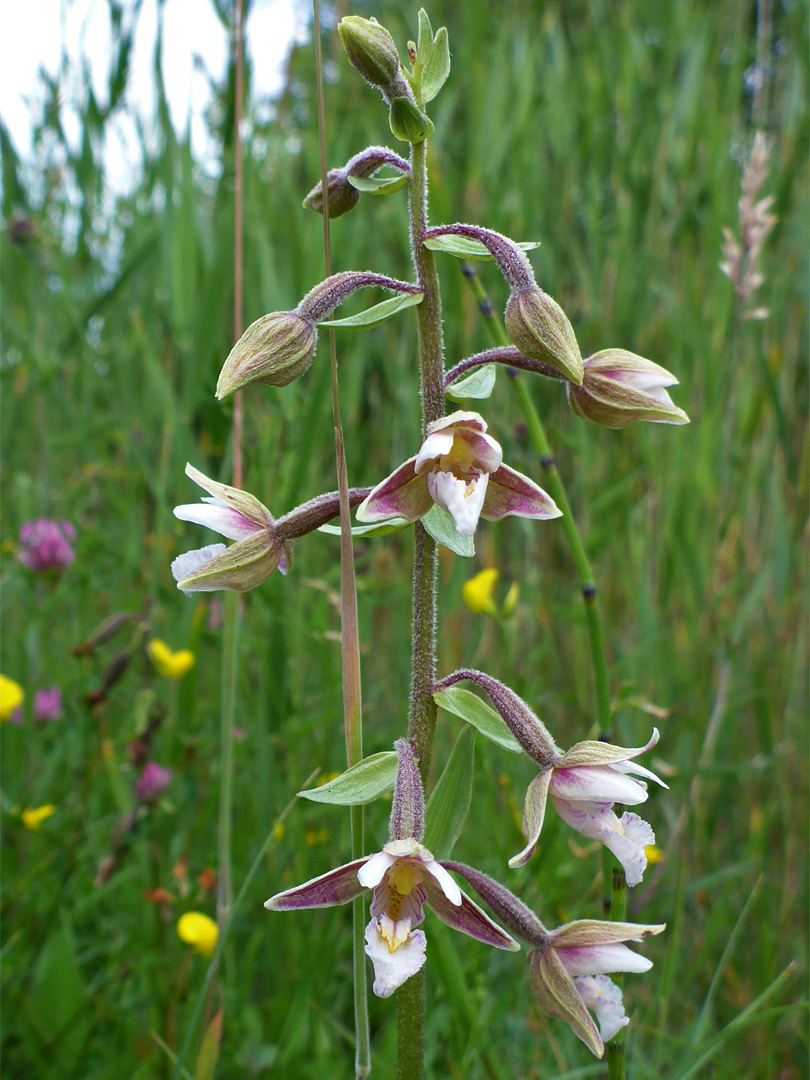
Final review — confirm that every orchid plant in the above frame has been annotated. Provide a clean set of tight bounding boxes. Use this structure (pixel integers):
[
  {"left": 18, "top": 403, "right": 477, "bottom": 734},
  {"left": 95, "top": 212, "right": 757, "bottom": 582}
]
[{"left": 171, "top": 10, "right": 687, "bottom": 1078}]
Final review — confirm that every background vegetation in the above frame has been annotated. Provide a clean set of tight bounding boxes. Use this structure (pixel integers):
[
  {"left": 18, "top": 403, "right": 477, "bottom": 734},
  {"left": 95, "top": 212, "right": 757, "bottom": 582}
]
[{"left": 1, "top": 0, "right": 807, "bottom": 1076}]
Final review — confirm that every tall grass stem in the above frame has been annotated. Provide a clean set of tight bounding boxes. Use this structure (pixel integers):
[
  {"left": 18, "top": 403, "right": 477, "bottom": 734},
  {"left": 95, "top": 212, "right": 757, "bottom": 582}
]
[{"left": 312, "top": 4, "right": 370, "bottom": 1075}]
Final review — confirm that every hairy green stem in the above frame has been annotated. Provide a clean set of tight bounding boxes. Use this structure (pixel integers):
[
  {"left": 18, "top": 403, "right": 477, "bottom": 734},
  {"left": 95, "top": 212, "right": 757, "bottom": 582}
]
[
  {"left": 398, "top": 136, "right": 444, "bottom": 1080},
  {"left": 459, "top": 263, "right": 626, "bottom": 1078},
  {"left": 312, "top": 4, "right": 369, "bottom": 1075}
]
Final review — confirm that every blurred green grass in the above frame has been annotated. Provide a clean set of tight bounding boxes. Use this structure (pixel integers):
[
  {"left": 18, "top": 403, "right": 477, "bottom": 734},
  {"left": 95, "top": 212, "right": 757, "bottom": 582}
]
[{"left": 1, "top": 0, "right": 807, "bottom": 1076}]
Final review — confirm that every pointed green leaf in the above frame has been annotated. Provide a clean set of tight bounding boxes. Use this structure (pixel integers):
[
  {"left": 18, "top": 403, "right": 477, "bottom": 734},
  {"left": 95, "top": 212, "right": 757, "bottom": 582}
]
[
  {"left": 424, "top": 725, "right": 475, "bottom": 859},
  {"left": 433, "top": 686, "right": 522, "bottom": 752},
  {"left": 422, "top": 504, "right": 475, "bottom": 557},
  {"left": 318, "top": 517, "right": 412, "bottom": 538},
  {"left": 298, "top": 752, "right": 398, "bottom": 805},
  {"left": 194, "top": 1009, "right": 224, "bottom": 1080},
  {"left": 417, "top": 9, "right": 433, "bottom": 62},
  {"left": 347, "top": 173, "right": 409, "bottom": 196},
  {"left": 445, "top": 363, "right": 497, "bottom": 401},
  {"left": 318, "top": 290, "right": 423, "bottom": 330},
  {"left": 423, "top": 236, "right": 541, "bottom": 261},
  {"left": 422, "top": 27, "right": 450, "bottom": 103}
]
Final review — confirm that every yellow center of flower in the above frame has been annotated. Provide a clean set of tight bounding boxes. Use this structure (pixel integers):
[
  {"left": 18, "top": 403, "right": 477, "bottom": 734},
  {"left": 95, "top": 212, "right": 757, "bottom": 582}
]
[
  {"left": 438, "top": 433, "right": 475, "bottom": 476},
  {"left": 391, "top": 860, "right": 419, "bottom": 897}
]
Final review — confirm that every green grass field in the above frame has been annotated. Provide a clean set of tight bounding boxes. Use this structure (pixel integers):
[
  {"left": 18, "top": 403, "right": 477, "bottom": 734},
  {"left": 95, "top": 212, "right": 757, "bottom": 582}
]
[{"left": 1, "top": 1, "right": 807, "bottom": 1076}]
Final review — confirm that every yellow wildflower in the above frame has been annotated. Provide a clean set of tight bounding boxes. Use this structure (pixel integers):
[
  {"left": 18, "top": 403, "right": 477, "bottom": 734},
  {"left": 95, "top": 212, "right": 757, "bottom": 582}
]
[
  {"left": 0, "top": 675, "right": 24, "bottom": 720},
  {"left": 177, "top": 911, "right": 219, "bottom": 958},
  {"left": 148, "top": 639, "right": 195, "bottom": 679},
  {"left": 644, "top": 845, "right": 664, "bottom": 865},
  {"left": 22, "top": 804, "right": 56, "bottom": 831},
  {"left": 462, "top": 568, "right": 500, "bottom": 615}
]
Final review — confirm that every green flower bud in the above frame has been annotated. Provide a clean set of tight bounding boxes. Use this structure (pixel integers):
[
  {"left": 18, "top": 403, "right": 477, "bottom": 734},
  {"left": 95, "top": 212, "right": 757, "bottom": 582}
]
[
  {"left": 216, "top": 312, "right": 316, "bottom": 397},
  {"left": 388, "top": 96, "right": 435, "bottom": 144},
  {"left": 504, "top": 287, "right": 583, "bottom": 385},
  {"left": 338, "top": 16, "right": 402, "bottom": 95},
  {"left": 302, "top": 168, "right": 361, "bottom": 219}
]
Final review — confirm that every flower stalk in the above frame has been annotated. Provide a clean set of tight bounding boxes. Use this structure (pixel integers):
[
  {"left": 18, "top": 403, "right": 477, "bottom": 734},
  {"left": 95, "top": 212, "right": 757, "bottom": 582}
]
[{"left": 398, "top": 129, "right": 444, "bottom": 1080}]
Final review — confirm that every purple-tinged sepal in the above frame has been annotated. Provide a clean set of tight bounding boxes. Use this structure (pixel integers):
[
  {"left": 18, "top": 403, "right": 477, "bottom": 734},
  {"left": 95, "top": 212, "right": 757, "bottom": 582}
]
[
  {"left": 265, "top": 857, "right": 369, "bottom": 910},
  {"left": 567, "top": 349, "right": 689, "bottom": 428},
  {"left": 482, "top": 464, "right": 561, "bottom": 522}
]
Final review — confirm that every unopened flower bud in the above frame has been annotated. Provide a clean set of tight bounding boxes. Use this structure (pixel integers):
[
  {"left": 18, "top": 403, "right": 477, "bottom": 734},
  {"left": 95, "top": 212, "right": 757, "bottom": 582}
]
[
  {"left": 389, "top": 739, "right": 425, "bottom": 842},
  {"left": 339, "top": 16, "right": 403, "bottom": 97},
  {"left": 505, "top": 287, "right": 583, "bottom": 385},
  {"left": 302, "top": 168, "right": 361, "bottom": 219},
  {"left": 216, "top": 311, "right": 316, "bottom": 397},
  {"left": 389, "top": 96, "right": 435, "bottom": 144},
  {"left": 567, "top": 350, "right": 689, "bottom": 428}
]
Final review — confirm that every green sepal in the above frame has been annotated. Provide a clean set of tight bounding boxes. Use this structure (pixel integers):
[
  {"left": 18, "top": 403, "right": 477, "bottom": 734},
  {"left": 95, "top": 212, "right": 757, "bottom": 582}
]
[
  {"left": 423, "top": 725, "right": 475, "bottom": 859},
  {"left": 433, "top": 686, "right": 523, "bottom": 752},
  {"left": 347, "top": 173, "right": 409, "bottom": 196},
  {"left": 423, "top": 235, "right": 541, "bottom": 261},
  {"left": 445, "top": 363, "right": 497, "bottom": 401},
  {"left": 317, "top": 290, "right": 423, "bottom": 330},
  {"left": 421, "top": 27, "right": 450, "bottom": 103},
  {"left": 297, "top": 752, "right": 398, "bottom": 805},
  {"left": 422, "top": 504, "right": 475, "bottom": 557},
  {"left": 318, "top": 518, "right": 411, "bottom": 538},
  {"left": 389, "top": 96, "right": 435, "bottom": 143}
]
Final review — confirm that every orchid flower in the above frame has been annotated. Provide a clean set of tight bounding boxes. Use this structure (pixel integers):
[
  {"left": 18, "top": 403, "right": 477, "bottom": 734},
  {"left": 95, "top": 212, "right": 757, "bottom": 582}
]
[
  {"left": 356, "top": 410, "right": 560, "bottom": 537},
  {"left": 172, "top": 465, "right": 373, "bottom": 594},
  {"left": 172, "top": 464, "right": 290, "bottom": 593},
  {"left": 445, "top": 861, "right": 665, "bottom": 1057},
  {"left": 266, "top": 741, "right": 519, "bottom": 997},
  {"left": 433, "top": 670, "right": 667, "bottom": 884}
]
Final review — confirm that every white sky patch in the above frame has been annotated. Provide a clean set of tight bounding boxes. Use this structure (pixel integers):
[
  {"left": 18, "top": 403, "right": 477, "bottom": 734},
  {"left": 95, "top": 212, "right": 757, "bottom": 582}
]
[{"left": 0, "top": 0, "right": 307, "bottom": 195}]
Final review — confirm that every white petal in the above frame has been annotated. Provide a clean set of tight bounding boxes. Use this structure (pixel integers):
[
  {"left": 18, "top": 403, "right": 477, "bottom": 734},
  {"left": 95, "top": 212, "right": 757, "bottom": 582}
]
[
  {"left": 425, "top": 861, "right": 462, "bottom": 906},
  {"left": 171, "top": 545, "right": 227, "bottom": 594},
  {"left": 415, "top": 429, "right": 455, "bottom": 471},
  {"left": 610, "top": 760, "right": 668, "bottom": 789},
  {"left": 575, "top": 974, "right": 629, "bottom": 1043},
  {"left": 364, "top": 920, "right": 426, "bottom": 998},
  {"left": 427, "top": 471, "right": 489, "bottom": 536},
  {"left": 357, "top": 850, "right": 397, "bottom": 889},
  {"left": 557, "top": 942, "right": 653, "bottom": 976},
  {"left": 173, "top": 502, "right": 261, "bottom": 541},
  {"left": 550, "top": 765, "right": 648, "bottom": 806}
]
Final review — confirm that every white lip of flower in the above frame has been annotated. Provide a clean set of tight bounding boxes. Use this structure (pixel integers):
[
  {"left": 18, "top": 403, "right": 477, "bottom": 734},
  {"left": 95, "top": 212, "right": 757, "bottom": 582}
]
[
  {"left": 265, "top": 836, "right": 518, "bottom": 1000},
  {"left": 573, "top": 974, "right": 629, "bottom": 1043}
]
